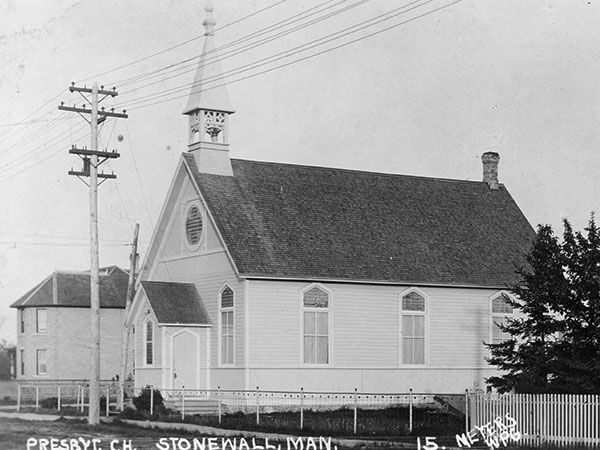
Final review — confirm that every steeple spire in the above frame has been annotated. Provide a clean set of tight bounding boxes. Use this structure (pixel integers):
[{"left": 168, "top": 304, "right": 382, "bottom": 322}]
[
  {"left": 183, "top": 1, "right": 235, "bottom": 176},
  {"left": 202, "top": 0, "right": 216, "bottom": 35}
]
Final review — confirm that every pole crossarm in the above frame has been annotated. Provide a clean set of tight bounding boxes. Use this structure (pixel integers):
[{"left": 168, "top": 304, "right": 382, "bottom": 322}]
[
  {"left": 68, "top": 169, "right": 116, "bottom": 179},
  {"left": 58, "top": 104, "right": 128, "bottom": 119},
  {"left": 69, "top": 147, "right": 121, "bottom": 159},
  {"left": 69, "top": 84, "right": 119, "bottom": 97}
]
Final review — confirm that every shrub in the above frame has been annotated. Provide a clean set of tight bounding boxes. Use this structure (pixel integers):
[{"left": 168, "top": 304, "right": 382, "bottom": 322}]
[
  {"left": 40, "top": 397, "right": 58, "bottom": 409},
  {"left": 132, "top": 386, "right": 163, "bottom": 413},
  {"left": 120, "top": 406, "right": 145, "bottom": 420}
]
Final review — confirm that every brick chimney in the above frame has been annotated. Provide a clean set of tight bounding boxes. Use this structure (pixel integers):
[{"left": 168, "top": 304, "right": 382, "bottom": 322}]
[{"left": 482, "top": 152, "right": 500, "bottom": 190}]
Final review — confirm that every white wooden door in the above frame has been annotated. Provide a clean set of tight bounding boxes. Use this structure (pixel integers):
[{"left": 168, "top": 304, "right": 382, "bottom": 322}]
[{"left": 172, "top": 332, "right": 198, "bottom": 390}]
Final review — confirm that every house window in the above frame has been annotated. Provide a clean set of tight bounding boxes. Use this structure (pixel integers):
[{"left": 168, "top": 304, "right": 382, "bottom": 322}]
[
  {"left": 36, "top": 350, "right": 47, "bottom": 375},
  {"left": 185, "top": 205, "right": 203, "bottom": 246},
  {"left": 20, "top": 310, "right": 24, "bottom": 333},
  {"left": 491, "top": 294, "right": 514, "bottom": 344},
  {"left": 145, "top": 321, "right": 153, "bottom": 365},
  {"left": 401, "top": 291, "right": 425, "bottom": 365},
  {"left": 20, "top": 350, "right": 24, "bottom": 376},
  {"left": 303, "top": 286, "right": 329, "bottom": 364},
  {"left": 220, "top": 286, "right": 234, "bottom": 365},
  {"left": 36, "top": 309, "right": 47, "bottom": 333}
]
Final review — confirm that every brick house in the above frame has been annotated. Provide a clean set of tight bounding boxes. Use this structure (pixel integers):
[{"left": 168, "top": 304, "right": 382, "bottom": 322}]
[{"left": 10, "top": 266, "right": 130, "bottom": 381}]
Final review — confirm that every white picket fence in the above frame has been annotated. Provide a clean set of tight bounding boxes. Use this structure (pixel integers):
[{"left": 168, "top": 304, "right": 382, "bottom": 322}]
[{"left": 468, "top": 393, "right": 600, "bottom": 446}]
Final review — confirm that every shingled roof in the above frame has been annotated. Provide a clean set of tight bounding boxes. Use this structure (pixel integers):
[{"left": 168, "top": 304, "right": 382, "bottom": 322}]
[
  {"left": 140, "top": 281, "right": 212, "bottom": 325},
  {"left": 183, "top": 154, "right": 535, "bottom": 287},
  {"left": 10, "top": 266, "right": 129, "bottom": 308}
]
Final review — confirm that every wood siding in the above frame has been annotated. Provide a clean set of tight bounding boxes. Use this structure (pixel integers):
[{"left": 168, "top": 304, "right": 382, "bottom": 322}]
[
  {"left": 135, "top": 174, "right": 244, "bottom": 392},
  {"left": 246, "top": 280, "right": 503, "bottom": 393}
]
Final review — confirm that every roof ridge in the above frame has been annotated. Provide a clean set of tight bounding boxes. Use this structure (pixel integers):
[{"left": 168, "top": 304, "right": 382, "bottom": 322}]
[
  {"left": 55, "top": 265, "right": 126, "bottom": 275},
  {"left": 142, "top": 280, "right": 196, "bottom": 286},
  {"left": 229, "top": 157, "right": 496, "bottom": 186}
]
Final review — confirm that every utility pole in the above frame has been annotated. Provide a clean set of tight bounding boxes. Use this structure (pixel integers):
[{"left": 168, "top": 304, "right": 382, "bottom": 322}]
[
  {"left": 118, "top": 223, "right": 139, "bottom": 411},
  {"left": 59, "top": 82, "right": 128, "bottom": 425}
]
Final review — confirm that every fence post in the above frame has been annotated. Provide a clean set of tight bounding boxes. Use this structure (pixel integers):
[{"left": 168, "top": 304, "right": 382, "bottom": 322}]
[
  {"left": 58, "top": 385, "right": 61, "bottom": 411},
  {"left": 353, "top": 388, "right": 358, "bottom": 435},
  {"left": 119, "top": 384, "right": 124, "bottom": 411},
  {"left": 300, "top": 387, "right": 304, "bottom": 430},
  {"left": 181, "top": 392, "right": 185, "bottom": 420},
  {"left": 409, "top": 388, "right": 413, "bottom": 433},
  {"left": 35, "top": 386, "right": 39, "bottom": 411},
  {"left": 106, "top": 385, "right": 110, "bottom": 417},
  {"left": 256, "top": 386, "right": 260, "bottom": 425},
  {"left": 17, "top": 384, "right": 21, "bottom": 412},
  {"left": 218, "top": 386, "right": 222, "bottom": 424},
  {"left": 465, "top": 389, "right": 469, "bottom": 434},
  {"left": 150, "top": 386, "right": 154, "bottom": 416},
  {"left": 81, "top": 385, "right": 85, "bottom": 413}
]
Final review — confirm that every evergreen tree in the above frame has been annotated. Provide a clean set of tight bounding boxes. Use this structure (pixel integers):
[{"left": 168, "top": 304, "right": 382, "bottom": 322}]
[{"left": 486, "top": 216, "right": 600, "bottom": 394}]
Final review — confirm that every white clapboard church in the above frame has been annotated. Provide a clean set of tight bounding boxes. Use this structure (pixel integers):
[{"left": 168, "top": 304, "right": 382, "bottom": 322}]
[{"left": 128, "top": 3, "right": 534, "bottom": 394}]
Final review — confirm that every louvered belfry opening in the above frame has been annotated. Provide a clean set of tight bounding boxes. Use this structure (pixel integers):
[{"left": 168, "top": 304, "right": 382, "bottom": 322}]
[{"left": 185, "top": 205, "right": 203, "bottom": 246}]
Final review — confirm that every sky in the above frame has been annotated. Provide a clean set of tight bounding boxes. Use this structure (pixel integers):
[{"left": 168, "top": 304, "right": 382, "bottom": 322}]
[{"left": 1, "top": 0, "right": 600, "bottom": 343}]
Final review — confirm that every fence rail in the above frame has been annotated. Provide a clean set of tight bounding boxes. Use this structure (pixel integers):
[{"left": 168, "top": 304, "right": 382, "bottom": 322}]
[
  {"left": 131, "top": 386, "right": 465, "bottom": 435},
  {"left": 16, "top": 381, "right": 130, "bottom": 417},
  {"left": 468, "top": 393, "right": 600, "bottom": 446}
]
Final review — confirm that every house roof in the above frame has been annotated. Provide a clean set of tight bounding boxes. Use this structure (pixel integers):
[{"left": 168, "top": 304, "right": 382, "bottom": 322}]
[
  {"left": 183, "top": 154, "right": 535, "bottom": 287},
  {"left": 10, "top": 266, "right": 129, "bottom": 308},
  {"left": 140, "top": 281, "right": 212, "bottom": 325}
]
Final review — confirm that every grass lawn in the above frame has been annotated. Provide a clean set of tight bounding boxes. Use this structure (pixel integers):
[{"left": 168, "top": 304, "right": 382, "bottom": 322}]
[
  {"left": 2, "top": 416, "right": 599, "bottom": 450},
  {"left": 1, "top": 416, "right": 417, "bottom": 450}
]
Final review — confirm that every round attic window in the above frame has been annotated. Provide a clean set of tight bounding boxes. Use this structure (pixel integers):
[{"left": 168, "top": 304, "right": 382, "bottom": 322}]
[{"left": 185, "top": 205, "right": 203, "bottom": 246}]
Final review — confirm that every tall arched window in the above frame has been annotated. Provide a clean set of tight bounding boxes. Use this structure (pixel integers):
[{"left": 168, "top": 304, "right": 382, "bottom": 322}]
[
  {"left": 303, "top": 286, "right": 330, "bottom": 364},
  {"left": 220, "top": 286, "right": 234, "bottom": 365},
  {"left": 401, "top": 290, "right": 426, "bottom": 365},
  {"left": 491, "top": 293, "right": 514, "bottom": 344}
]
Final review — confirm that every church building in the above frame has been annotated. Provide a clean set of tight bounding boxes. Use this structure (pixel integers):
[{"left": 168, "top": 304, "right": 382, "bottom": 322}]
[{"left": 128, "top": 3, "right": 534, "bottom": 394}]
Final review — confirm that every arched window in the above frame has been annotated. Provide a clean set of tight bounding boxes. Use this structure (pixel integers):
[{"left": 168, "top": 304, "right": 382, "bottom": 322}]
[
  {"left": 302, "top": 286, "right": 330, "bottom": 364},
  {"left": 220, "top": 286, "right": 234, "bottom": 365},
  {"left": 491, "top": 293, "right": 514, "bottom": 344},
  {"left": 401, "top": 290, "right": 426, "bottom": 365}
]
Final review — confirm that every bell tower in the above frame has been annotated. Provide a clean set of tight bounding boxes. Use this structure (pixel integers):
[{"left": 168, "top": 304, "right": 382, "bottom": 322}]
[{"left": 183, "top": 1, "right": 235, "bottom": 176}]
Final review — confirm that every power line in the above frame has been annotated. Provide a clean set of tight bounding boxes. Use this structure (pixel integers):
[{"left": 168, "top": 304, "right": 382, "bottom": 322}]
[
  {"left": 0, "top": 0, "right": 463, "bottom": 184},
  {"left": 0, "top": 122, "right": 87, "bottom": 177},
  {"left": 0, "top": 231, "right": 139, "bottom": 243},
  {"left": 0, "top": 90, "right": 65, "bottom": 141},
  {"left": 123, "top": 121, "right": 174, "bottom": 282},
  {"left": 78, "top": 0, "right": 291, "bottom": 85},
  {"left": 0, "top": 117, "right": 66, "bottom": 128},
  {"left": 0, "top": 1, "right": 296, "bottom": 167},
  {"left": 125, "top": 0, "right": 445, "bottom": 111},
  {"left": 0, "top": 0, "right": 363, "bottom": 162},
  {"left": 0, "top": 241, "right": 135, "bottom": 248},
  {"left": 0, "top": 90, "right": 123, "bottom": 178},
  {"left": 0, "top": 123, "right": 89, "bottom": 183},
  {"left": 0, "top": 1, "right": 290, "bottom": 158},
  {"left": 112, "top": 0, "right": 347, "bottom": 89},
  {"left": 117, "top": 0, "right": 368, "bottom": 98},
  {"left": 0, "top": 111, "right": 70, "bottom": 156}
]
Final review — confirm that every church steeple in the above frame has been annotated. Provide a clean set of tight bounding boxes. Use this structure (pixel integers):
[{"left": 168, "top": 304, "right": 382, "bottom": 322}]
[{"left": 183, "top": 1, "right": 235, "bottom": 176}]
